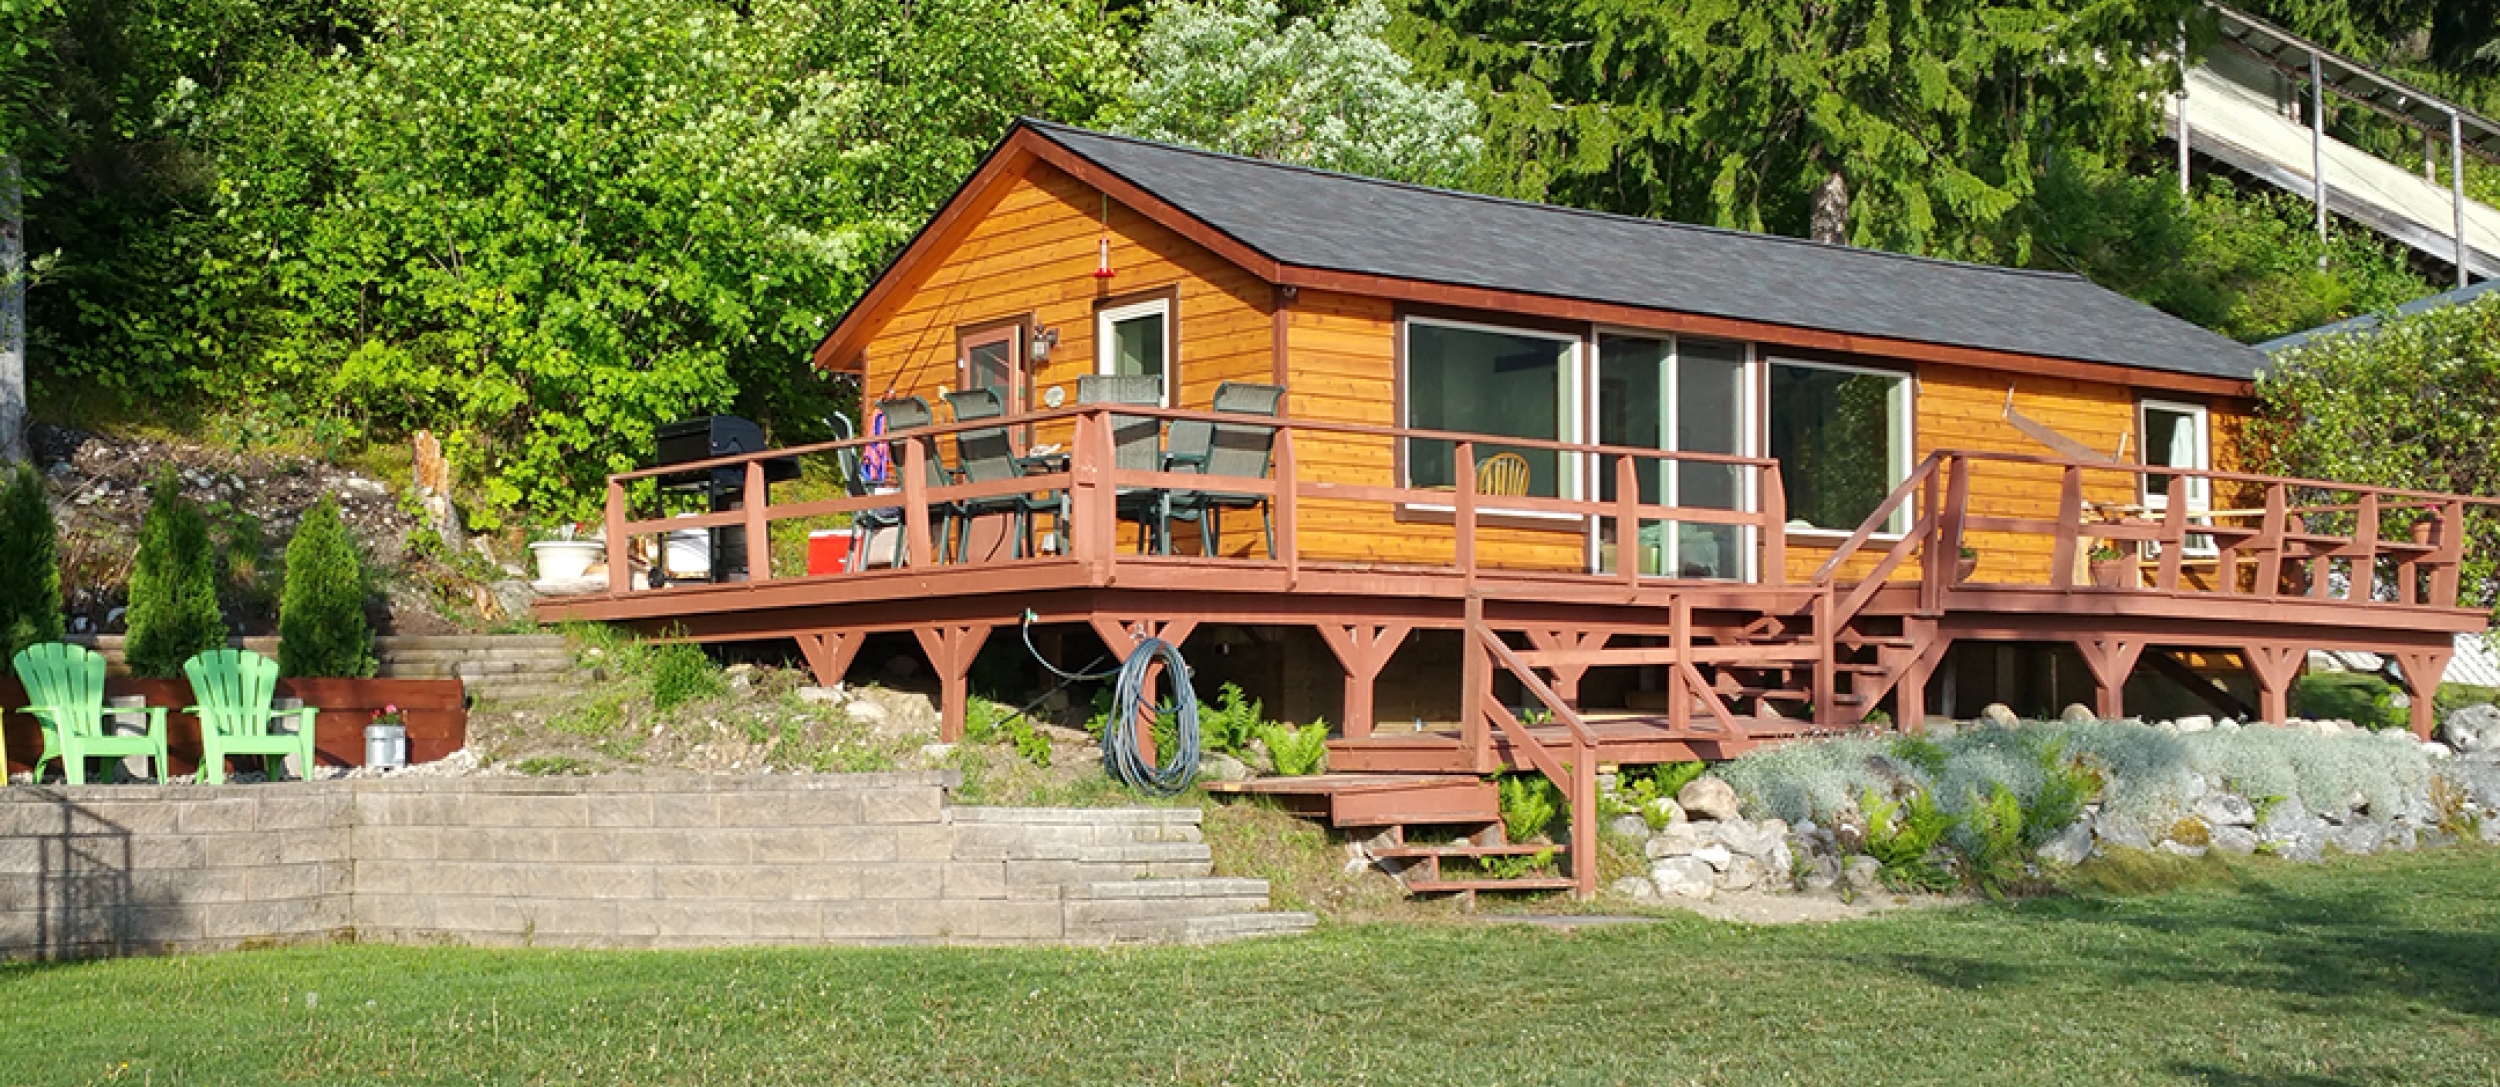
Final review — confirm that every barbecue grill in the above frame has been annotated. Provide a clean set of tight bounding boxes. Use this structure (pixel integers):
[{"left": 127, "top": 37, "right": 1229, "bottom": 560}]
[{"left": 650, "top": 415, "right": 800, "bottom": 584}]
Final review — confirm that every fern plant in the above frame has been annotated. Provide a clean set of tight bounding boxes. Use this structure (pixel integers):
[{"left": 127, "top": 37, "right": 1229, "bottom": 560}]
[
  {"left": 1198, "top": 682, "right": 1263, "bottom": 757},
  {"left": 2020, "top": 743, "right": 2102, "bottom": 851},
  {"left": 1963, "top": 784, "right": 2028, "bottom": 900},
  {"left": 1862, "top": 787, "right": 1959, "bottom": 892},
  {"left": 1256, "top": 720, "right": 1329, "bottom": 776},
  {"left": 1498, "top": 773, "right": 1563, "bottom": 843}
]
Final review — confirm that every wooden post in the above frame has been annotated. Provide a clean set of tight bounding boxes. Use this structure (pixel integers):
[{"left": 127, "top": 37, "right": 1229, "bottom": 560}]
[
  {"left": 1317, "top": 623, "right": 1409, "bottom": 741},
  {"left": 1572, "top": 735, "right": 1599, "bottom": 899},
  {"left": 903, "top": 436, "right": 934, "bottom": 569},
  {"left": 1615, "top": 454, "right": 1640, "bottom": 588},
  {"left": 1455, "top": 440, "right": 1477, "bottom": 594},
  {"left": 605, "top": 477, "right": 629, "bottom": 595},
  {"left": 1811, "top": 590, "right": 1837, "bottom": 726},
  {"left": 1669, "top": 596, "right": 1692, "bottom": 734},
  {"left": 2076, "top": 636, "right": 2145, "bottom": 720},
  {"left": 1276, "top": 424, "right": 1299, "bottom": 588},
  {"left": 744, "top": 459, "right": 771, "bottom": 582},
  {"left": 2393, "top": 647, "right": 2452, "bottom": 740},
  {"left": 1760, "top": 463, "right": 1786, "bottom": 585},
  {"left": 2348, "top": 492, "right": 2379, "bottom": 603},
  {"left": 1462, "top": 596, "right": 1491, "bottom": 772},
  {"left": 913, "top": 623, "right": 995, "bottom": 742},
  {"left": 2246, "top": 644, "right": 2303, "bottom": 725},
  {"left": 2430, "top": 499, "right": 2466, "bottom": 606},
  {"left": 794, "top": 631, "right": 861, "bottom": 688},
  {"left": 2254, "top": 483, "right": 2286, "bottom": 598},
  {"left": 2156, "top": 475, "right": 2186, "bottom": 591},
  {"left": 1071, "top": 411, "right": 1117, "bottom": 582},
  {"left": 2050, "top": 465, "right": 2081, "bottom": 590}
]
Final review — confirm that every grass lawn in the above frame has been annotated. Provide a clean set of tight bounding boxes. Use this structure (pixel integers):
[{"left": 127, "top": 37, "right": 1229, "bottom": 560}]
[{"left": 6, "top": 849, "right": 2496, "bottom": 1086}]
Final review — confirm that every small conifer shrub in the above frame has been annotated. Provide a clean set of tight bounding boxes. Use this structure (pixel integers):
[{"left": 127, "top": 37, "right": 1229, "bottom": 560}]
[
  {"left": 0, "top": 465, "right": 65, "bottom": 660},
  {"left": 125, "top": 472, "right": 230, "bottom": 678},
  {"left": 278, "top": 498, "right": 375, "bottom": 678}
]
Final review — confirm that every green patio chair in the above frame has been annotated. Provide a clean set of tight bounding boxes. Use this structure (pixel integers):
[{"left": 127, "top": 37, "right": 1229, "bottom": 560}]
[
  {"left": 184, "top": 648, "right": 319, "bottom": 784},
  {"left": 11, "top": 642, "right": 171, "bottom": 785}
]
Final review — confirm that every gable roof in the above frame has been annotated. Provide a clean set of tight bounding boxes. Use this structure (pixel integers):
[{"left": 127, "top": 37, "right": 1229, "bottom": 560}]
[
  {"left": 2256, "top": 276, "right": 2500, "bottom": 354},
  {"left": 818, "top": 119, "right": 2268, "bottom": 389}
]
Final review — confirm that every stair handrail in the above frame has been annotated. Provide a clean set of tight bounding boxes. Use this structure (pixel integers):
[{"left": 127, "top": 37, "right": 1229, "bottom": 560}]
[
  {"left": 1468, "top": 618, "right": 1600, "bottom": 898},
  {"left": 1809, "top": 451, "right": 1945, "bottom": 586}
]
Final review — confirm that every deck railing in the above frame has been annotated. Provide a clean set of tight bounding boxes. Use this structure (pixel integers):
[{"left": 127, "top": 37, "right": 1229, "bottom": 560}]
[{"left": 595, "top": 403, "right": 1793, "bottom": 594}]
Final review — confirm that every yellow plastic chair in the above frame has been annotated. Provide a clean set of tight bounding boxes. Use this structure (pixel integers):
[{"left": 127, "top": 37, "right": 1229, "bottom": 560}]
[{"left": 1475, "top": 451, "right": 1531, "bottom": 497}]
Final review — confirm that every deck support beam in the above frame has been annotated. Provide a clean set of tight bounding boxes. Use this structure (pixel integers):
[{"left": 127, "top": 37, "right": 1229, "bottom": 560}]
[
  {"left": 1521, "top": 628, "right": 1608, "bottom": 712},
  {"left": 2074, "top": 635, "right": 2148, "bottom": 720},
  {"left": 1089, "top": 617, "right": 1199, "bottom": 763},
  {"left": 913, "top": 623, "right": 996, "bottom": 742},
  {"left": 1888, "top": 620, "right": 1946, "bottom": 732},
  {"left": 1316, "top": 622, "right": 1411, "bottom": 741},
  {"left": 2245, "top": 643, "right": 2305, "bottom": 725},
  {"left": 793, "top": 630, "right": 864, "bottom": 689},
  {"left": 2391, "top": 646, "right": 2453, "bottom": 739}
]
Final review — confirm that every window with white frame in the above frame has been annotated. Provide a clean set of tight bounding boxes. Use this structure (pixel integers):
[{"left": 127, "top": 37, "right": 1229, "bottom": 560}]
[
  {"left": 1596, "top": 333, "right": 1755, "bottom": 579},
  {"left": 1767, "top": 360, "right": 1913, "bottom": 534},
  {"left": 2141, "top": 400, "right": 2214, "bottom": 554},
  {"left": 1402, "top": 318, "right": 1581, "bottom": 499},
  {"left": 1096, "top": 297, "right": 1171, "bottom": 400}
]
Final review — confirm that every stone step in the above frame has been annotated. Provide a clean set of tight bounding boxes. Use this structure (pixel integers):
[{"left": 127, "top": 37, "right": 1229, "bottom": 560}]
[
  {"left": 378, "top": 648, "right": 576, "bottom": 664},
  {"left": 1067, "top": 888, "right": 1276, "bottom": 930},
  {"left": 1082, "top": 911, "right": 1317, "bottom": 946},
  {"left": 375, "top": 635, "right": 571, "bottom": 652},
  {"left": 1065, "top": 876, "right": 1273, "bottom": 901},
  {"left": 953, "top": 806, "right": 1201, "bottom": 827}
]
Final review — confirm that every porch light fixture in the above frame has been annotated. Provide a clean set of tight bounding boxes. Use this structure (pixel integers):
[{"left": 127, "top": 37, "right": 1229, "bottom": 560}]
[{"left": 1031, "top": 326, "right": 1059, "bottom": 362}]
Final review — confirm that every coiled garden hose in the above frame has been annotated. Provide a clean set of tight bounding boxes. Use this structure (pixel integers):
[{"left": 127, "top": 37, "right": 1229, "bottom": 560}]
[{"left": 1020, "top": 610, "right": 1201, "bottom": 795}]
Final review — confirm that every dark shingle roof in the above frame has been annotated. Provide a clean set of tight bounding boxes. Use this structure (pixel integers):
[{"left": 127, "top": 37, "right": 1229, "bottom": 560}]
[
  {"left": 1026, "top": 119, "right": 2266, "bottom": 382},
  {"left": 2256, "top": 276, "right": 2500, "bottom": 354}
]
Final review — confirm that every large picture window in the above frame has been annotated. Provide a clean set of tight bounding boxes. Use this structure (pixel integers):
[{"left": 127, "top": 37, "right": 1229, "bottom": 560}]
[
  {"left": 1597, "top": 334, "right": 1752, "bottom": 579},
  {"left": 1768, "top": 361, "right": 1912, "bottom": 533},
  {"left": 1404, "top": 319, "right": 1579, "bottom": 499}
]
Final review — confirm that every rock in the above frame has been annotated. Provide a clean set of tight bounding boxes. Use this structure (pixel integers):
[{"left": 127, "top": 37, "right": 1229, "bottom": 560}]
[
  {"left": 2217, "top": 719, "right": 2242, "bottom": 731},
  {"left": 2451, "top": 754, "right": 2500, "bottom": 809},
  {"left": 2157, "top": 840, "right": 2208, "bottom": 858},
  {"left": 1650, "top": 857, "right": 1716, "bottom": 899},
  {"left": 2442, "top": 703, "right": 2500, "bottom": 753},
  {"left": 1979, "top": 703, "right": 2020, "bottom": 727},
  {"left": 845, "top": 700, "right": 890, "bottom": 723},
  {"left": 2210, "top": 826, "right": 2259, "bottom": 856},
  {"left": 1763, "top": 840, "right": 1793, "bottom": 881},
  {"left": 1197, "top": 752, "right": 1250, "bottom": 783},
  {"left": 2174, "top": 715, "right": 2214, "bottom": 734},
  {"left": 1606, "top": 814, "right": 1653, "bottom": 839},
  {"left": 1644, "top": 823, "right": 1709, "bottom": 859},
  {"left": 2333, "top": 822, "right": 2385, "bottom": 855},
  {"left": 2094, "top": 810, "right": 2152, "bottom": 850},
  {"left": 1713, "top": 820, "right": 1787, "bottom": 859},
  {"left": 1676, "top": 775, "right": 1743, "bottom": 821},
  {"left": 1841, "top": 855, "right": 1883, "bottom": 892},
  {"left": 2257, "top": 795, "right": 2314, "bottom": 839},
  {"left": 2060, "top": 703, "right": 2097, "bottom": 725},
  {"left": 1610, "top": 876, "right": 1658, "bottom": 901},
  {"left": 1645, "top": 799, "right": 1686, "bottom": 827},
  {"left": 1038, "top": 689, "right": 1072, "bottom": 715},
  {"left": 1718, "top": 855, "right": 1767, "bottom": 892},
  {"left": 919, "top": 743, "right": 956, "bottom": 760},
  {"left": 487, "top": 580, "right": 537, "bottom": 621},
  {"left": 2482, "top": 818, "right": 2500, "bottom": 846},
  {"left": 796, "top": 686, "right": 844, "bottom": 704},
  {"left": 2193, "top": 793, "right": 2257, "bottom": 828},
  {"left": 2275, "top": 829, "right": 2327, "bottom": 863},
  {"left": 1692, "top": 844, "right": 1735, "bottom": 872},
  {"left": 2036, "top": 821, "right": 2095, "bottom": 867},
  {"left": 2422, "top": 742, "right": 2454, "bottom": 759},
  {"left": 1803, "top": 872, "right": 1839, "bottom": 894},
  {"left": 2387, "top": 823, "right": 2419, "bottom": 852}
]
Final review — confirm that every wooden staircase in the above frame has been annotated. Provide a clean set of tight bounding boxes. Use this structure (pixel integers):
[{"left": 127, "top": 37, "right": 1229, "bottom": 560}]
[{"left": 1201, "top": 773, "right": 1574, "bottom": 895}]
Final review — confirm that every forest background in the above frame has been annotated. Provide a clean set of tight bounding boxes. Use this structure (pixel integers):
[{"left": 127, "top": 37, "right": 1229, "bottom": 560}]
[{"left": 2, "top": 0, "right": 2494, "bottom": 528}]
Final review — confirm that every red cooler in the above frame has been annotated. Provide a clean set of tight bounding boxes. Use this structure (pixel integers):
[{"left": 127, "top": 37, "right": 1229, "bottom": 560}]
[{"left": 807, "top": 530, "right": 854, "bottom": 576}]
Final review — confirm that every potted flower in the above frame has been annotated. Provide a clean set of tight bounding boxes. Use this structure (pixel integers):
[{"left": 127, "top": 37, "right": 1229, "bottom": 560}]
[
  {"left": 2088, "top": 543, "right": 2130, "bottom": 588},
  {"left": 529, "top": 522, "right": 604, "bottom": 583},
  {"left": 365, "top": 704, "right": 408, "bottom": 769},
  {"left": 2410, "top": 511, "right": 2441, "bottom": 546},
  {"left": 1955, "top": 544, "right": 1980, "bottom": 584}
]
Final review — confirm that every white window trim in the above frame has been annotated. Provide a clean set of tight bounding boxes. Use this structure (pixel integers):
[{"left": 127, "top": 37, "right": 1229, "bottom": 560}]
[
  {"left": 1095, "top": 298, "right": 1173, "bottom": 404},
  {"left": 1397, "top": 315, "right": 1586, "bottom": 509},
  {"left": 2141, "top": 399, "right": 2216, "bottom": 556},
  {"left": 1585, "top": 330, "right": 1761, "bottom": 582},
  {"left": 1765, "top": 356, "right": 1916, "bottom": 538}
]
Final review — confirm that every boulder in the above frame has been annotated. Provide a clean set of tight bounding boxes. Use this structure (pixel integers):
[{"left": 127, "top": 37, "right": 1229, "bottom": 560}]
[
  {"left": 2193, "top": 793, "right": 2257, "bottom": 828},
  {"left": 2333, "top": 822, "right": 2386, "bottom": 856},
  {"left": 1692, "top": 844, "right": 1735, "bottom": 872},
  {"left": 1197, "top": 753, "right": 1251, "bottom": 783},
  {"left": 2210, "top": 826, "right": 2259, "bottom": 856},
  {"left": 1676, "top": 775, "right": 1743, "bottom": 821},
  {"left": 1841, "top": 855, "right": 1883, "bottom": 893},
  {"left": 1979, "top": 703, "right": 2020, "bottom": 727},
  {"left": 2275, "top": 829, "right": 2327, "bottom": 863},
  {"left": 2059, "top": 703, "right": 2097, "bottom": 725},
  {"left": 2257, "top": 795, "right": 2314, "bottom": 839},
  {"left": 2174, "top": 714, "right": 2214, "bottom": 734},
  {"left": 1610, "top": 876, "right": 1658, "bottom": 901},
  {"left": 2443, "top": 703, "right": 2500, "bottom": 754},
  {"left": 797, "top": 686, "right": 844, "bottom": 705},
  {"left": 1718, "top": 855, "right": 1767, "bottom": 892},
  {"left": 1712, "top": 820, "right": 1787, "bottom": 859},
  {"left": 1645, "top": 799, "right": 1686, "bottom": 827},
  {"left": 1606, "top": 814, "right": 1653, "bottom": 839},
  {"left": 1644, "top": 823, "right": 1709, "bottom": 859},
  {"left": 2036, "top": 821, "right": 2095, "bottom": 867},
  {"left": 1762, "top": 841, "right": 1794, "bottom": 881},
  {"left": 488, "top": 580, "right": 537, "bottom": 622},
  {"left": 1650, "top": 857, "right": 1716, "bottom": 899},
  {"left": 2094, "top": 810, "right": 2152, "bottom": 851},
  {"left": 2157, "top": 840, "right": 2209, "bottom": 858}
]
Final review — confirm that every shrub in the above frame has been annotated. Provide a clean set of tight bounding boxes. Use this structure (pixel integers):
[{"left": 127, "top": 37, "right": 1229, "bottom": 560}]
[
  {"left": 648, "top": 643, "right": 725, "bottom": 713},
  {"left": 1861, "top": 787, "right": 1959, "bottom": 892},
  {"left": 124, "top": 473, "right": 230, "bottom": 678},
  {"left": 1198, "top": 682, "right": 1263, "bottom": 757},
  {"left": 2291, "top": 672, "right": 2405, "bottom": 731},
  {"left": 1963, "top": 784, "right": 2028, "bottom": 900},
  {"left": 277, "top": 498, "right": 374, "bottom": 678},
  {"left": 0, "top": 465, "right": 64, "bottom": 661},
  {"left": 1256, "top": 720, "right": 1329, "bottom": 776},
  {"left": 1497, "top": 773, "right": 1562, "bottom": 843}
]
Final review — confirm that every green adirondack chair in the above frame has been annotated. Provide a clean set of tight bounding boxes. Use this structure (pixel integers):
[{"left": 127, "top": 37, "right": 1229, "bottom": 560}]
[
  {"left": 11, "top": 642, "right": 172, "bottom": 785},
  {"left": 184, "top": 649, "right": 319, "bottom": 784}
]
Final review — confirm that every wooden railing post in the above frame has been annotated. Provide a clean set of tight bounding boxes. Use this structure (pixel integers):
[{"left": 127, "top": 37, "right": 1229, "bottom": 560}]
[
  {"left": 744, "top": 460, "right": 771, "bottom": 582},
  {"left": 1455, "top": 440, "right": 1478, "bottom": 593},
  {"left": 2255, "top": 483, "right": 2286, "bottom": 598},
  {"left": 1069, "top": 410, "right": 1117, "bottom": 582},
  {"left": 2156, "top": 475, "right": 2187, "bottom": 591},
  {"left": 1275, "top": 423, "right": 1299, "bottom": 587},
  {"left": 2050, "top": 465, "right": 2081, "bottom": 590},
  {"left": 2349, "top": 492, "right": 2380, "bottom": 603},
  {"left": 1669, "top": 597, "right": 1692, "bottom": 734},
  {"left": 1462, "top": 594, "right": 1491, "bottom": 772},
  {"left": 2431, "top": 499, "right": 2466, "bottom": 607},
  {"left": 902, "top": 435, "right": 933, "bottom": 569},
  {"left": 1760, "top": 463, "right": 1786, "bottom": 585},
  {"left": 1615, "top": 454, "right": 1640, "bottom": 588},
  {"left": 605, "top": 477, "right": 629, "bottom": 595}
]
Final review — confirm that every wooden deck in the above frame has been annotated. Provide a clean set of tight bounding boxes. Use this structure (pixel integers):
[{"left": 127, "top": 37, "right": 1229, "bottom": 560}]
[{"left": 542, "top": 404, "right": 2498, "bottom": 897}]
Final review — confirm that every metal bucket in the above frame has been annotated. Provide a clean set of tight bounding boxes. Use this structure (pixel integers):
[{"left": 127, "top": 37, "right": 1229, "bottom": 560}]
[{"left": 364, "top": 723, "right": 407, "bottom": 770}]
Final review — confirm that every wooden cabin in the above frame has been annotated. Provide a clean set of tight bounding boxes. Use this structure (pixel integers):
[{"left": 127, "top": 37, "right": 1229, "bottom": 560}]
[{"left": 546, "top": 120, "right": 2492, "bottom": 896}]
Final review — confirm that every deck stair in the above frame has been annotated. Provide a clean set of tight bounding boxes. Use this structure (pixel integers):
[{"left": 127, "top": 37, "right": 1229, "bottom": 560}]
[{"left": 1201, "top": 773, "right": 1576, "bottom": 895}]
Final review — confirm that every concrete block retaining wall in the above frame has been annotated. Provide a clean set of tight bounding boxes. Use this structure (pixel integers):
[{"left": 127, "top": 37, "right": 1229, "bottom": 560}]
[{"left": 0, "top": 773, "right": 1309, "bottom": 959}]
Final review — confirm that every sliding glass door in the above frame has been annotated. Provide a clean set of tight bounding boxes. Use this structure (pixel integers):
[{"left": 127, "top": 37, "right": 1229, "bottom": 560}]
[{"left": 1596, "top": 334, "right": 1752, "bottom": 579}]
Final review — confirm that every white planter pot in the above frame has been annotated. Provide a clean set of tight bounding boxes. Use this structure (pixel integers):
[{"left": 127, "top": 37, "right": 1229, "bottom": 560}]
[
  {"left": 663, "top": 528, "right": 711, "bottom": 577},
  {"left": 530, "top": 539, "right": 604, "bottom": 582}
]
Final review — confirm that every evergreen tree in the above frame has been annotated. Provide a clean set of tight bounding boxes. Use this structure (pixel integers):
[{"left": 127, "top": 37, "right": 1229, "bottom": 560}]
[
  {"left": 124, "top": 470, "right": 226, "bottom": 677},
  {"left": 0, "top": 463, "right": 62, "bottom": 659},
  {"left": 277, "top": 497, "right": 373, "bottom": 678}
]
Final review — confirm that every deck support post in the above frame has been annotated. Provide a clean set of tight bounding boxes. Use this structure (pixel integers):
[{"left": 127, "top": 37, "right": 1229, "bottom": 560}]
[
  {"left": 794, "top": 630, "right": 863, "bottom": 689},
  {"left": 1891, "top": 621, "right": 1945, "bottom": 733},
  {"left": 1522, "top": 628, "right": 1607, "bottom": 711},
  {"left": 1461, "top": 596, "right": 1492, "bottom": 772},
  {"left": 1089, "top": 617, "right": 1200, "bottom": 764},
  {"left": 2245, "top": 643, "right": 2305, "bottom": 725},
  {"left": 1316, "top": 622, "right": 1410, "bottom": 741},
  {"left": 2075, "top": 635, "right": 2147, "bottom": 720},
  {"left": 913, "top": 623, "right": 996, "bottom": 742},
  {"left": 2391, "top": 646, "right": 2452, "bottom": 740}
]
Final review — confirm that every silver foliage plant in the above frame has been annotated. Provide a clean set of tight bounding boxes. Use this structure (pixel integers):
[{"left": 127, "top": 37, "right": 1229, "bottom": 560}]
[
  {"left": 1721, "top": 721, "right": 2445, "bottom": 829},
  {"left": 1110, "top": 0, "right": 1484, "bottom": 189}
]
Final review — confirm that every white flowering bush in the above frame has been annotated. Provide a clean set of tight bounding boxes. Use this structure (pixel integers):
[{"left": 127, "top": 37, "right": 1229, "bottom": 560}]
[{"left": 1110, "top": 0, "right": 1482, "bottom": 188}]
